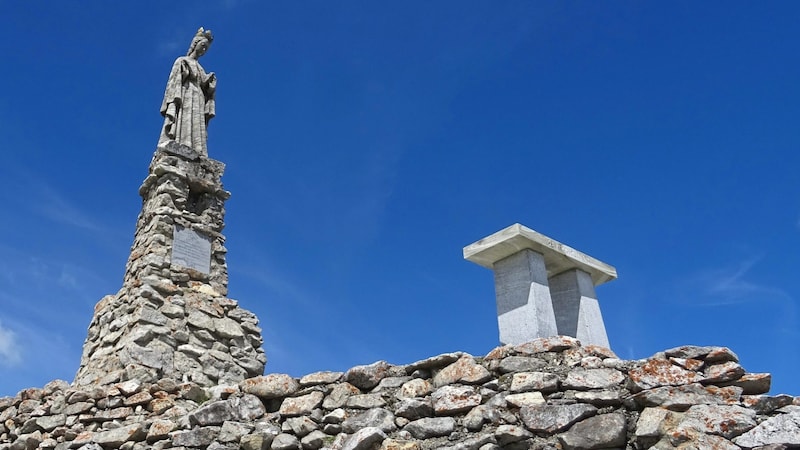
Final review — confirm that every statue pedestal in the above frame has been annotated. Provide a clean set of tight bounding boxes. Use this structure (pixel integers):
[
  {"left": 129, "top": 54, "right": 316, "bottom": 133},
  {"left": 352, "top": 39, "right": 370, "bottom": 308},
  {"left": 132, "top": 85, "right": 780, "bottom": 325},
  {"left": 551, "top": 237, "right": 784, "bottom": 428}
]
[
  {"left": 75, "top": 142, "right": 266, "bottom": 387},
  {"left": 464, "top": 223, "right": 616, "bottom": 347}
]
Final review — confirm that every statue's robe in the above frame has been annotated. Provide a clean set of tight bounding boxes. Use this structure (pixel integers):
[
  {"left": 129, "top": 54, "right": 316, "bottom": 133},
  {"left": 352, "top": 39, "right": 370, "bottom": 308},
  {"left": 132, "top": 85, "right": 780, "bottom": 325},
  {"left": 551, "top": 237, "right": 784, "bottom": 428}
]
[{"left": 158, "top": 56, "right": 216, "bottom": 155}]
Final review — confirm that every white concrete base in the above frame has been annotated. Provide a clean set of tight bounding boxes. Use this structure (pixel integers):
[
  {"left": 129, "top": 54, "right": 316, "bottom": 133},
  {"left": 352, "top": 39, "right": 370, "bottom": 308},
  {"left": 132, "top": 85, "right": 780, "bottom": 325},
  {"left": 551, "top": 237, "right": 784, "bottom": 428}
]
[
  {"left": 493, "top": 249, "right": 558, "bottom": 345},
  {"left": 576, "top": 297, "right": 610, "bottom": 348},
  {"left": 497, "top": 290, "right": 559, "bottom": 345},
  {"left": 549, "top": 269, "right": 609, "bottom": 348}
]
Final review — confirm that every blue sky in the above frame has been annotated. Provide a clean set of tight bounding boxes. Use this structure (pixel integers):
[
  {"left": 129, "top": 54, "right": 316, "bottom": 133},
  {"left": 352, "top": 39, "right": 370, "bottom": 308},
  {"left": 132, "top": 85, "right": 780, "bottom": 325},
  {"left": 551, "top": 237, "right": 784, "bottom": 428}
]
[{"left": 1, "top": 2, "right": 798, "bottom": 397}]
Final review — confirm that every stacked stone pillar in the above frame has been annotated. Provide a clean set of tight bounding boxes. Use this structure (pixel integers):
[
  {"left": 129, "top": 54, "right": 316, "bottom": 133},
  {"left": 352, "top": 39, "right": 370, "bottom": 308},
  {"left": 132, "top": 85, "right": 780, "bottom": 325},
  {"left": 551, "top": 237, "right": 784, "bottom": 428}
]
[
  {"left": 75, "top": 141, "right": 266, "bottom": 387},
  {"left": 464, "top": 223, "right": 616, "bottom": 348}
]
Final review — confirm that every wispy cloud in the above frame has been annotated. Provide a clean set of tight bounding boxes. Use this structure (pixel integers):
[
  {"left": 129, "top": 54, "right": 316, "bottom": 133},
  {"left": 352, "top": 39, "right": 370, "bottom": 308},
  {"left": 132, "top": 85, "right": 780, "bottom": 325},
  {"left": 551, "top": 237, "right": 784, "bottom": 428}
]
[
  {"left": 32, "top": 184, "right": 103, "bottom": 232},
  {"left": 157, "top": 38, "right": 184, "bottom": 58},
  {"left": 676, "top": 255, "right": 792, "bottom": 307},
  {"left": 0, "top": 321, "right": 22, "bottom": 367},
  {"left": 700, "top": 257, "right": 789, "bottom": 305},
  {"left": 2, "top": 167, "right": 105, "bottom": 233}
]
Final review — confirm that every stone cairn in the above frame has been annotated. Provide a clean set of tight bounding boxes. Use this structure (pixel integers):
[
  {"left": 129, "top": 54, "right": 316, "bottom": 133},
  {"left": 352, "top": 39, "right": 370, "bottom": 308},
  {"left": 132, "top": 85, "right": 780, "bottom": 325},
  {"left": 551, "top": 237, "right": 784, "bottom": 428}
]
[
  {"left": 73, "top": 140, "right": 266, "bottom": 387},
  {"left": 2, "top": 337, "right": 799, "bottom": 449}
]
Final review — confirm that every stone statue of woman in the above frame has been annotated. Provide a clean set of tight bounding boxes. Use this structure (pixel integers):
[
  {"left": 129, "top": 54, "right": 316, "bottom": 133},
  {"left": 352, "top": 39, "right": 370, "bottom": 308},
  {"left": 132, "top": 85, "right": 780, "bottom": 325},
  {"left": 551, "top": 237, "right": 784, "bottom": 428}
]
[{"left": 158, "top": 28, "right": 216, "bottom": 156}]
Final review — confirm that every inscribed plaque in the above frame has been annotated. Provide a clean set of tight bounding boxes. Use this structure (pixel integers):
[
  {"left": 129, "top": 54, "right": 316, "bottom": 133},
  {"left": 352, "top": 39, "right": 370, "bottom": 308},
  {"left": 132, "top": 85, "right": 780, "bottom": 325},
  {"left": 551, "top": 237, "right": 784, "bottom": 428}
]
[{"left": 172, "top": 225, "right": 212, "bottom": 274}]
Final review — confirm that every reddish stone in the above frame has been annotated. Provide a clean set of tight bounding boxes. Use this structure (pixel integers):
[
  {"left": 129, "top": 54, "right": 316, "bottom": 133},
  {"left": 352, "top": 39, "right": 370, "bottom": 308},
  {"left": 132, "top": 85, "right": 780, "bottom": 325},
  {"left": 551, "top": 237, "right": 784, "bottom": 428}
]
[
  {"left": 702, "top": 361, "right": 745, "bottom": 384},
  {"left": 514, "top": 336, "right": 580, "bottom": 355},
  {"left": 583, "top": 345, "right": 618, "bottom": 359},
  {"left": 279, "top": 391, "right": 324, "bottom": 416},
  {"left": 345, "top": 361, "right": 392, "bottom": 390},
  {"left": 628, "top": 359, "right": 704, "bottom": 391},
  {"left": 632, "top": 383, "right": 743, "bottom": 410},
  {"left": 705, "top": 347, "right": 739, "bottom": 364},
  {"left": 431, "top": 386, "right": 481, "bottom": 415},
  {"left": 726, "top": 373, "right": 771, "bottom": 395},
  {"left": 484, "top": 345, "right": 513, "bottom": 360},
  {"left": 124, "top": 390, "right": 153, "bottom": 406},
  {"left": 432, "top": 356, "right": 491, "bottom": 387},
  {"left": 146, "top": 419, "right": 176, "bottom": 443},
  {"left": 240, "top": 374, "right": 299, "bottom": 399},
  {"left": 148, "top": 396, "right": 175, "bottom": 414},
  {"left": 669, "top": 357, "right": 704, "bottom": 372}
]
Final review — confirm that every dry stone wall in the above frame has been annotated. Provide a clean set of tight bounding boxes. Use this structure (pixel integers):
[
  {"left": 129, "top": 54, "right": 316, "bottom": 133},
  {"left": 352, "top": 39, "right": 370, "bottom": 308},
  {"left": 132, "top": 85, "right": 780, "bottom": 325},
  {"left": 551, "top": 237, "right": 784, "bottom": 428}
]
[{"left": 3, "top": 337, "right": 798, "bottom": 450}]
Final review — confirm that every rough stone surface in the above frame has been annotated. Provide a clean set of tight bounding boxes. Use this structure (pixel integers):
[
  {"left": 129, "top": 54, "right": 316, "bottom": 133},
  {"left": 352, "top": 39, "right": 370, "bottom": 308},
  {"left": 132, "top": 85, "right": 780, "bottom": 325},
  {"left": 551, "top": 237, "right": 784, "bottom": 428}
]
[
  {"left": 628, "top": 359, "right": 705, "bottom": 391},
  {"left": 404, "top": 417, "right": 456, "bottom": 439},
  {"left": 74, "top": 142, "right": 266, "bottom": 388},
  {"left": 431, "top": 385, "right": 481, "bottom": 415},
  {"left": 279, "top": 391, "right": 323, "bottom": 416},
  {"left": 494, "top": 424, "right": 532, "bottom": 446},
  {"left": 2, "top": 338, "right": 797, "bottom": 450},
  {"left": 632, "top": 383, "right": 743, "bottom": 410},
  {"left": 558, "top": 413, "right": 626, "bottom": 450},
  {"left": 520, "top": 403, "right": 596, "bottom": 433},
  {"left": 734, "top": 409, "right": 800, "bottom": 447},
  {"left": 345, "top": 361, "right": 392, "bottom": 390},
  {"left": 509, "top": 372, "right": 558, "bottom": 393},
  {"left": 343, "top": 408, "right": 397, "bottom": 433},
  {"left": 341, "top": 427, "right": 387, "bottom": 450},
  {"left": 241, "top": 374, "right": 299, "bottom": 399},
  {"left": 676, "top": 404, "right": 756, "bottom": 439},
  {"left": 563, "top": 368, "right": 625, "bottom": 390},
  {"left": 433, "top": 356, "right": 492, "bottom": 387}
]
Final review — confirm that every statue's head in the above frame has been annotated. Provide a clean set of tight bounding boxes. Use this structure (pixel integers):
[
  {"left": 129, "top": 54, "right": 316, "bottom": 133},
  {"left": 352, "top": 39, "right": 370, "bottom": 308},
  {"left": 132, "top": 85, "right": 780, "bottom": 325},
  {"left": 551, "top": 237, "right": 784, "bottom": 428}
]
[{"left": 187, "top": 27, "right": 214, "bottom": 58}]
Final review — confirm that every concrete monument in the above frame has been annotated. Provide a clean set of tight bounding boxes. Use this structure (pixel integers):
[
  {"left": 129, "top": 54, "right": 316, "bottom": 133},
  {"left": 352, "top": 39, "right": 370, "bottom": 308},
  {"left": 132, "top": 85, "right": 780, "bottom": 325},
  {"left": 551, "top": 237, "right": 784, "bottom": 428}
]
[
  {"left": 464, "top": 223, "right": 616, "bottom": 348},
  {"left": 158, "top": 27, "right": 217, "bottom": 156}
]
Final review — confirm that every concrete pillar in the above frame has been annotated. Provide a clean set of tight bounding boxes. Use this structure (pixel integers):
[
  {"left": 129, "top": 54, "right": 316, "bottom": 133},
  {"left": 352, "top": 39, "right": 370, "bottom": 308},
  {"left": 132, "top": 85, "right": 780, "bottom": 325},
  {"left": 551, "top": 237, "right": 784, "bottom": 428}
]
[
  {"left": 463, "top": 223, "right": 617, "bottom": 348},
  {"left": 549, "top": 269, "right": 609, "bottom": 348},
  {"left": 493, "top": 249, "right": 558, "bottom": 345}
]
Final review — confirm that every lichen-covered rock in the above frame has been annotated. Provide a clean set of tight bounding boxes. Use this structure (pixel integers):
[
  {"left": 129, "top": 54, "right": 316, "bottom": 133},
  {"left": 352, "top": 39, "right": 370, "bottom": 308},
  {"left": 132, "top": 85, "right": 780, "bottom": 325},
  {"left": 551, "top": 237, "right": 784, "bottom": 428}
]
[
  {"left": 2, "top": 339, "right": 798, "bottom": 450},
  {"left": 299, "top": 371, "right": 343, "bottom": 386},
  {"left": 702, "top": 361, "right": 746, "bottom": 384},
  {"left": 509, "top": 372, "right": 558, "bottom": 393},
  {"left": 628, "top": 359, "right": 705, "bottom": 391},
  {"left": 432, "top": 356, "right": 492, "bottom": 387},
  {"left": 396, "top": 379, "right": 432, "bottom": 399},
  {"left": 323, "top": 383, "right": 362, "bottom": 410},
  {"left": 345, "top": 361, "right": 392, "bottom": 390},
  {"left": 632, "top": 383, "right": 742, "bottom": 410},
  {"left": 563, "top": 368, "right": 625, "bottom": 390},
  {"left": 505, "top": 392, "right": 545, "bottom": 407},
  {"left": 240, "top": 374, "right": 299, "bottom": 399},
  {"left": 675, "top": 404, "right": 756, "bottom": 439},
  {"left": 431, "top": 385, "right": 481, "bottom": 415},
  {"left": 279, "top": 391, "right": 323, "bottom": 416},
  {"left": 734, "top": 409, "right": 800, "bottom": 448}
]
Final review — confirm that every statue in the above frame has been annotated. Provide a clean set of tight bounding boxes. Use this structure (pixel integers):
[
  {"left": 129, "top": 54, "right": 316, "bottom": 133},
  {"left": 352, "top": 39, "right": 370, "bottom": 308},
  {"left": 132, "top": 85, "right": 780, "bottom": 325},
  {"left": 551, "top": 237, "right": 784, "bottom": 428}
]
[{"left": 158, "top": 28, "right": 216, "bottom": 156}]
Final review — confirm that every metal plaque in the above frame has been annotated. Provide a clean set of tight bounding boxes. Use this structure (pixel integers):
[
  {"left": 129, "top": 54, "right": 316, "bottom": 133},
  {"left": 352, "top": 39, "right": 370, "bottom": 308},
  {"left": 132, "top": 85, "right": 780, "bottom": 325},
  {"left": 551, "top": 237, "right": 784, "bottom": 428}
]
[{"left": 171, "top": 225, "right": 212, "bottom": 274}]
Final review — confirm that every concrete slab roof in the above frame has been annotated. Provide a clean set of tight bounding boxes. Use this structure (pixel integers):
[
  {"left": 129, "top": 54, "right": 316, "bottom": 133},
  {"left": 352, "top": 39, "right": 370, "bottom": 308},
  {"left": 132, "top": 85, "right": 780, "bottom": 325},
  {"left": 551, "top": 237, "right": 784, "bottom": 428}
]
[{"left": 463, "top": 223, "right": 617, "bottom": 285}]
